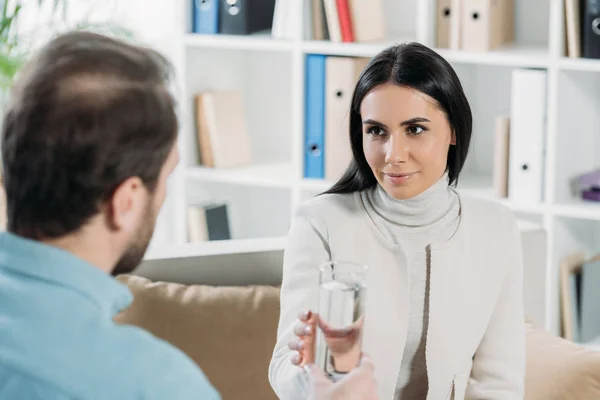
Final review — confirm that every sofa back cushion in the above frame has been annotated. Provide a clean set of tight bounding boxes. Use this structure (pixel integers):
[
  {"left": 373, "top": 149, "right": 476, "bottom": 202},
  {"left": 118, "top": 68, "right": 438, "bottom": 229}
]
[{"left": 114, "top": 274, "right": 280, "bottom": 400}]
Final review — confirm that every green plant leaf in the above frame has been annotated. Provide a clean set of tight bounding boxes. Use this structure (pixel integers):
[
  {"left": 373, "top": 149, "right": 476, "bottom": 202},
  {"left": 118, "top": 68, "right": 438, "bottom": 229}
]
[{"left": 0, "top": 50, "right": 24, "bottom": 89}]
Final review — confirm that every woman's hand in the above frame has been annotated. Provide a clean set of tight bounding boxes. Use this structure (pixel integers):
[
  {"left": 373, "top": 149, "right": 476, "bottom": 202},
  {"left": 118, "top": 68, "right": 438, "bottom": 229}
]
[
  {"left": 288, "top": 310, "right": 317, "bottom": 366},
  {"left": 319, "top": 316, "right": 363, "bottom": 373},
  {"left": 306, "top": 354, "right": 378, "bottom": 400}
]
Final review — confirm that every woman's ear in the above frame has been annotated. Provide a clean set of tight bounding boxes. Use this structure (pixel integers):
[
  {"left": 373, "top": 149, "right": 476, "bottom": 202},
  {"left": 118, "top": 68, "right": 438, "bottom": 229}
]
[{"left": 451, "top": 130, "right": 457, "bottom": 145}]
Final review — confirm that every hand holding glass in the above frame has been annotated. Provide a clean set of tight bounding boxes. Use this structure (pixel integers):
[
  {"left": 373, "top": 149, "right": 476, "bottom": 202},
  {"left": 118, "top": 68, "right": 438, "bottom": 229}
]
[{"left": 290, "top": 261, "right": 367, "bottom": 380}]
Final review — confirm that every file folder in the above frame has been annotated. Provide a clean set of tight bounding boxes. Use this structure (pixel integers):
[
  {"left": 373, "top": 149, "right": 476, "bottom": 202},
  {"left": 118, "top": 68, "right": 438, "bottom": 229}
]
[
  {"left": 304, "top": 54, "right": 326, "bottom": 179},
  {"left": 348, "top": 0, "right": 385, "bottom": 42},
  {"left": 461, "top": 0, "right": 514, "bottom": 52},
  {"left": 192, "top": 0, "right": 219, "bottom": 34},
  {"left": 583, "top": 0, "right": 600, "bottom": 59},
  {"left": 219, "top": 0, "right": 277, "bottom": 35},
  {"left": 508, "top": 69, "right": 546, "bottom": 205},
  {"left": 449, "top": 0, "right": 463, "bottom": 50},
  {"left": 436, "top": 0, "right": 453, "bottom": 48},
  {"left": 325, "top": 57, "right": 368, "bottom": 181}
]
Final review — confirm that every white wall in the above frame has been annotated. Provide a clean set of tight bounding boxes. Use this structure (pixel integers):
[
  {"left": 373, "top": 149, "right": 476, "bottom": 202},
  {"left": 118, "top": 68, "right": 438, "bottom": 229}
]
[
  {"left": 16, "top": 0, "right": 178, "bottom": 57},
  {"left": 13, "top": 1, "right": 181, "bottom": 246}
]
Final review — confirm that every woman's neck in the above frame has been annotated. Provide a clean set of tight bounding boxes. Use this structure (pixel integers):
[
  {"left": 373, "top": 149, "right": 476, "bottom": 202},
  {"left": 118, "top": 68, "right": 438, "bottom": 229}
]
[{"left": 369, "top": 173, "right": 452, "bottom": 227}]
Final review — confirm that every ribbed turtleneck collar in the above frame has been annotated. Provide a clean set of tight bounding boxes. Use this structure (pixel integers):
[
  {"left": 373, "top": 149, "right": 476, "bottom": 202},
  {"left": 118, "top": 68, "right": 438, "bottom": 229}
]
[{"left": 367, "top": 173, "right": 453, "bottom": 227}]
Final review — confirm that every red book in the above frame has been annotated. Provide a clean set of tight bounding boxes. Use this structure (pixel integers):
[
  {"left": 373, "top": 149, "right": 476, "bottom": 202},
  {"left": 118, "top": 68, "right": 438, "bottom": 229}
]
[{"left": 336, "top": 0, "right": 354, "bottom": 42}]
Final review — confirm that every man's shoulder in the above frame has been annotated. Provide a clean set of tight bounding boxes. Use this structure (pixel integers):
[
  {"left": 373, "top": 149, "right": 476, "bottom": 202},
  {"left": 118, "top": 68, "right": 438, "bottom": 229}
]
[
  {"left": 104, "top": 324, "right": 221, "bottom": 398},
  {"left": 0, "top": 362, "right": 74, "bottom": 400}
]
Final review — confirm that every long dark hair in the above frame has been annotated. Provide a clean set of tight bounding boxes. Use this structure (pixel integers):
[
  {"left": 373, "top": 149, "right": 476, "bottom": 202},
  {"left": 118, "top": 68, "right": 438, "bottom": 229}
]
[{"left": 324, "top": 42, "right": 472, "bottom": 195}]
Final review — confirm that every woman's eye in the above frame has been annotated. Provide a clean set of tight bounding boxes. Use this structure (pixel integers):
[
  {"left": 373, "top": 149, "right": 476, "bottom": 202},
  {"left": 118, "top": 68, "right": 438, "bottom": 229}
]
[
  {"left": 367, "top": 126, "right": 385, "bottom": 136},
  {"left": 407, "top": 125, "right": 425, "bottom": 135}
]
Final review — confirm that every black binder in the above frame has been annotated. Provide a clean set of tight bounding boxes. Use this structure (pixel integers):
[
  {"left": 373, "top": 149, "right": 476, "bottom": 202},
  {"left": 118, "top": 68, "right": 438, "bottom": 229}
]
[
  {"left": 583, "top": 0, "right": 600, "bottom": 59},
  {"left": 218, "top": 0, "right": 276, "bottom": 35}
]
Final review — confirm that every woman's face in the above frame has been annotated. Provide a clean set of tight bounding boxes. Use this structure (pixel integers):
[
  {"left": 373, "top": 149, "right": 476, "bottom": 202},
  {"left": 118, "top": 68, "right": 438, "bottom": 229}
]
[{"left": 360, "top": 83, "right": 455, "bottom": 200}]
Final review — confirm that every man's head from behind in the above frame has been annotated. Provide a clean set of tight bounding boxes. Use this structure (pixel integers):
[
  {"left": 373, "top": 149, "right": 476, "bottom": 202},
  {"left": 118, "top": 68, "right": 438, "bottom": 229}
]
[{"left": 1, "top": 31, "right": 179, "bottom": 275}]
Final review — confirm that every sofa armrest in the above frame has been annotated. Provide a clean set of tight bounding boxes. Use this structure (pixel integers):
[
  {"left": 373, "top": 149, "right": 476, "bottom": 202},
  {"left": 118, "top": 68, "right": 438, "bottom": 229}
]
[{"left": 525, "top": 319, "right": 600, "bottom": 400}]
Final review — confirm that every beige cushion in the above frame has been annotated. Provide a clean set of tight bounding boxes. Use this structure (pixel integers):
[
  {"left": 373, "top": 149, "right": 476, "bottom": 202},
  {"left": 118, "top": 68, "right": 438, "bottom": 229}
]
[
  {"left": 114, "top": 274, "right": 280, "bottom": 400},
  {"left": 114, "top": 275, "right": 600, "bottom": 400},
  {"left": 525, "top": 319, "right": 600, "bottom": 400}
]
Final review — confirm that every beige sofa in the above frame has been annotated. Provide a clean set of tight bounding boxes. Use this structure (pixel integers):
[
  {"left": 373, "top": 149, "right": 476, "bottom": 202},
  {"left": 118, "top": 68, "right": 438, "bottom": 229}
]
[{"left": 115, "top": 274, "right": 600, "bottom": 400}]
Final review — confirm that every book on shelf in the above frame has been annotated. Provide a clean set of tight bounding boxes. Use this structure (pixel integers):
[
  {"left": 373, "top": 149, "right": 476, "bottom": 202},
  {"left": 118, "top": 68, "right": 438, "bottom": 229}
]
[
  {"left": 436, "top": 0, "right": 514, "bottom": 52},
  {"left": 560, "top": 252, "right": 600, "bottom": 346},
  {"left": 564, "top": 0, "right": 600, "bottom": 59},
  {"left": 187, "top": 202, "right": 231, "bottom": 243},
  {"left": 194, "top": 90, "right": 252, "bottom": 169},
  {"left": 493, "top": 115, "right": 510, "bottom": 198},
  {"left": 274, "top": 0, "right": 386, "bottom": 42}
]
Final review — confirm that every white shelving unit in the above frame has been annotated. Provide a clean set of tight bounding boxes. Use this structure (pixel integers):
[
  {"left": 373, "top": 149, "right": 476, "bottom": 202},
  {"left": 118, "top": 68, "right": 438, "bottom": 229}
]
[{"left": 149, "top": 0, "right": 600, "bottom": 337}]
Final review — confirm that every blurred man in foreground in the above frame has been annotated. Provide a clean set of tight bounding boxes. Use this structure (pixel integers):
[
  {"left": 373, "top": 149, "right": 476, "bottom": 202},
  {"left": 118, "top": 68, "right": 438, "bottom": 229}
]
[{"left": 0, "top": 31, "right": 376, "bottom": 399}]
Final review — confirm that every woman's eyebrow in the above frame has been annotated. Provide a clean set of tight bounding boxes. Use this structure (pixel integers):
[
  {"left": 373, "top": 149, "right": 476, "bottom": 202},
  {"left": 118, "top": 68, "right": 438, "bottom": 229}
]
[
  {"left": 400, "top": 117, "right": 431, "bottom": 126},
  {"left": 362, "top": 119, "right": 387, "bottom": 128}
]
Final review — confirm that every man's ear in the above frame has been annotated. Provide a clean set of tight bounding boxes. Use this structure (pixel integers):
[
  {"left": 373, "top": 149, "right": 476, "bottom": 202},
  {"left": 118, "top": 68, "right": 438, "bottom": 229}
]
[{"left": 105, "top": 177, "right": 145, "bottom": 233}]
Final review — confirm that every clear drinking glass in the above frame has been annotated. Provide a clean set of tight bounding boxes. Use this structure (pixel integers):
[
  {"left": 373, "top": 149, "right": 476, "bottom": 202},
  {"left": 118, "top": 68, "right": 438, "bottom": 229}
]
[{"left": 314, "top": 261, "right": 368, "bottom": 380}]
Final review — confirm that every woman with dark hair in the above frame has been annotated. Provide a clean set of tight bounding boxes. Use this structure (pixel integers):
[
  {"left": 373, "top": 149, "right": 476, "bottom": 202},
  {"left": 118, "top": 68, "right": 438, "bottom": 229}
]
[{"left": 269, "top": 42, "right": 525, "bottom": 399}]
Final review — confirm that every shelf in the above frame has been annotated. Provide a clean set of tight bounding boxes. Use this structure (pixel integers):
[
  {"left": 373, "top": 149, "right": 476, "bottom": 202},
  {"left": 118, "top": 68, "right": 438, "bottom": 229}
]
[
  {"left": 436, "top": 44, "right": 550, "bottom": 68},
  {"left": 144, "top": 236, "right": 287, "bottom": 260},
  {"left": 554, "top": 201, "right": 600, "bottom": 221},
  {"left": 184, "top": 34, "right": 550, "bottom": 69},
  {"left": 558, "top": 57, "right": 600, "bottom": 72},
  {"left": 301, "top": 38, "right": 416, "bottom": 57},
  {"left": 300, "top": 178, "right": 334, "bottom": 192},
  {"left": 456, "top": 175, "right": 545, "bottom": 215},
  {"left": 184, "top": 33, "right": 294, "bottom": 52},
  {"left": 302, "top": 41, "right": 549, "bottom": 68},
  {"left": 186, "top": 163, "right": 295, "bottom": 189}
]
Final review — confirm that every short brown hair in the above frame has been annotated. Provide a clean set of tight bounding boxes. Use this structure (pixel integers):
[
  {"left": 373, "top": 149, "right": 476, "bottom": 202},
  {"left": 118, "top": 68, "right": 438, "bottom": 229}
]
[{"left": 1, "top": 31, "right": 178, "bottom": 239}]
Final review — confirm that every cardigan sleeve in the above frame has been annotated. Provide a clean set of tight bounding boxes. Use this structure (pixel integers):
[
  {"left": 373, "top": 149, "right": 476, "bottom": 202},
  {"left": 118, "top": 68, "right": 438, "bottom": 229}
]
[
  {"left": 466, "top": 212, "right": 526, "bottom": 399},
  {"left": 268, "top": 206, "right": 331, "bottom": 400}
]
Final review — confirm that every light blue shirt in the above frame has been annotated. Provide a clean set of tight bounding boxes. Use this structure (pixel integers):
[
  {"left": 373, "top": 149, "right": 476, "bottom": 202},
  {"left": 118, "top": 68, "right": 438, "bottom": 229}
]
[{"left": 0, "top": 232, "right": 221, "bottom": 399}]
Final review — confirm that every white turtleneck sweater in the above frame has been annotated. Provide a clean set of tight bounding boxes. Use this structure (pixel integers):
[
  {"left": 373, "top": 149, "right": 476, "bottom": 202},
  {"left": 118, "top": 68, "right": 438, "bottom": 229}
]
[{"left": 364, "top": 173, "right": 461, "bottom": 399}]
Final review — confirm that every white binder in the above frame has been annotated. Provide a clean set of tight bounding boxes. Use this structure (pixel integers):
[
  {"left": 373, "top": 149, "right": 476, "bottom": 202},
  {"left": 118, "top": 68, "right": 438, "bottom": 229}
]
[{"left": 508, "top": 69, "right": 547, "bottom": 205}]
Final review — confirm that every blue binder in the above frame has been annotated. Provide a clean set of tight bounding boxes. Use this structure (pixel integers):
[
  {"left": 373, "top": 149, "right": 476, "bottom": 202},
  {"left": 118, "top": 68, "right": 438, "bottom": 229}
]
[
  {"left": 192, "top": 0, "right": 219, "bottom": 34},
  {"left": 304, "top": 54, "right": 326, "bottom": 179}
]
